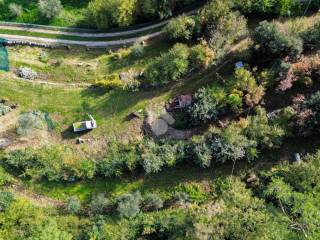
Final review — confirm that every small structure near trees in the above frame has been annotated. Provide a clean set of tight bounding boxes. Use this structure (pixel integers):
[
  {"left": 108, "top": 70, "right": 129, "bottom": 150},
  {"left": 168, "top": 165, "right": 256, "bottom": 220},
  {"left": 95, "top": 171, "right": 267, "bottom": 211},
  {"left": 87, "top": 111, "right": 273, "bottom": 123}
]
[{"left": 73, "top": 114, "right": 97, "bottom": 133}]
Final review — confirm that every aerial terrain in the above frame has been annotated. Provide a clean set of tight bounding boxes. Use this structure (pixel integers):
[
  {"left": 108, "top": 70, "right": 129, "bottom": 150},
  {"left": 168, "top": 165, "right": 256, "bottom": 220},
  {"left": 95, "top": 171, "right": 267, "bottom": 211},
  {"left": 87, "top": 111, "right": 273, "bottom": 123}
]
[{"left": 1, "top": 0, "right": 320, "bottom": 239}]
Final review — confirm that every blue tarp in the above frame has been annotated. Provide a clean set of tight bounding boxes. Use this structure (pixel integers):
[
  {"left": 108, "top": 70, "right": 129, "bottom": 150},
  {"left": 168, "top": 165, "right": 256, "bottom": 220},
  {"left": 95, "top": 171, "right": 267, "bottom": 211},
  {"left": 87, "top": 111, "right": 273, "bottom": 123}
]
[{"left": 0, "top": 38, "right": 9, "bottom": 72}]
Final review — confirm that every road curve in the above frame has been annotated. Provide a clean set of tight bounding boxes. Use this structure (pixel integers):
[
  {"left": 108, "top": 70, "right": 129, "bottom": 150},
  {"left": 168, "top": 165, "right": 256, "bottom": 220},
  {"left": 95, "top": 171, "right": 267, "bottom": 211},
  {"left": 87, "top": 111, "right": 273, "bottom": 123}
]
[
  {"left": 0, "top": 9, "right": 199, "bottom": 47},
  {"left": 0, "top": 31, "right": 163, "bottom": 47}
]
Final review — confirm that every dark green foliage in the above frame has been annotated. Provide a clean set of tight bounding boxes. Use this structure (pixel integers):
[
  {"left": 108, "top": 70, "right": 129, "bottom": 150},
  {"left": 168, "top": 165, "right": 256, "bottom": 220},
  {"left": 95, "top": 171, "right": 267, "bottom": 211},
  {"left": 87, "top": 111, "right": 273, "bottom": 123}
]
[
  {"left": 164, "top": 15, "right": 196, "bottom": 42},
  {"left": 3, "top": 146, "right": 96, "bottom": 182},
  {"left": 117, "top": 191, "right": 141, "bottom": 218},
  {"left": 190, "top": 136, "right": 212, "bottom": 168},
  {"left": 98, "top": 141, "right": 140, "bottom": 177},
  {"left": 88, "top": 194, "right": 110, "bottom": 215},
  {"left": 143, "top": 193, "right": 164, "bottom": 211},
  {"left": 143, "top": 43, "right": 190, "bottom": 87},
  {"left": 252, "top": 21, "right": 303, "bottom": 60},
  {"left": 189, "top": 87, "right": 226, "bottom": 124},
  {"left": 199, "top": 0, "right": 248, "bottom": 59},
  {"left": 0, "top": 191, "right": 15, "bottom": 212}
]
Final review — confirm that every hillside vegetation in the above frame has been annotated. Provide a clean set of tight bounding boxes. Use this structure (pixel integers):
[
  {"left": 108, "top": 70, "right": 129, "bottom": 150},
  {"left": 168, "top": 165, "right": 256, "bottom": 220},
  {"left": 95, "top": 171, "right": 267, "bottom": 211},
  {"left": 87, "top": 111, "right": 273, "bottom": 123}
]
[{"left": 1, "top": 0, "right": 320, "bottom": 239}]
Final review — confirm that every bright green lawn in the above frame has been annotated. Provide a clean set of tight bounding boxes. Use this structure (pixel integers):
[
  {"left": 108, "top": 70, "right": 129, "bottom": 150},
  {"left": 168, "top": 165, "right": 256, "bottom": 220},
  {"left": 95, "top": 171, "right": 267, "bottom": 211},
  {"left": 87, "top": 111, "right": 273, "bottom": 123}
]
[{"left": 0, "top": 0, "right": 90, "bottom": 28}]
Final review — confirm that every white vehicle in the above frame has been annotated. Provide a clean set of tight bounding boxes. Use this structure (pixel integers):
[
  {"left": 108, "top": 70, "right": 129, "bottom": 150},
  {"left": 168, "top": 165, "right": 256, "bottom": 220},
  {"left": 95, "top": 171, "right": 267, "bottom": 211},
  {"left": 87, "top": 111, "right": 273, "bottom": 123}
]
[{"left": 73, "top": 114, "right": 97, "bottom": 133}]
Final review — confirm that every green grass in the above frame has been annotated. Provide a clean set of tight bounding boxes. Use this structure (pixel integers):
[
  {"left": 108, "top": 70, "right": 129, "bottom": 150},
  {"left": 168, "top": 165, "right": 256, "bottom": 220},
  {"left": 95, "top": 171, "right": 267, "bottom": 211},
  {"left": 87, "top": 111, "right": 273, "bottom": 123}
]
[
  {"left": 24, "top": 161, "right": 255, "bottom": 202},
  {"left": 6, "top": 41, "right": 171, "bottom": 83},
  {"left": 0, "top": 0, "right": 90, "bottom": 28}
]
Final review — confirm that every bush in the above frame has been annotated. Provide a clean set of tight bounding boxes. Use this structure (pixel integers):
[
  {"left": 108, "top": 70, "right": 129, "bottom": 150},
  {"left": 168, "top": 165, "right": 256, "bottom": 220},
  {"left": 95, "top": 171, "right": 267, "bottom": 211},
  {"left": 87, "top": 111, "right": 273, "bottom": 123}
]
[
  {"left": 117, "top": 191, "right": 141, "bottom": 218},
  {"left": 190, "top": 136, "right": 212, "bottom": 168},
  {"left": 39, "top": 51, "right": 49, "bottom": 63},
  {"left": 0, "top": 191, "right": 15, "bottom": 212},
  {"left": 252, "top": 21, "right": 303, "bottom": 60},
  {"left": 189, "top": 87, "right": 226, "bottom": 124},
  {"left": 0, "top": 103, "right": 11, "bottom": 116},
  {"left": 131, "top": 41, "right": 144, "bottom": 58},
  {"left": 16, "top": 112, "right": 47, "bottom": 136},
  {"left": 98, "top": 142, "right": 140, "bottom": 177},
  {"left": 88, "top": 194, "right": 110, "bottom": 215},
  {"left": 8, "top": 3, "right": 22, "bottom": 17},
  {"left": 199, "top": 0, "right": 247, "bottom": 60},
  {"left": 143, "top": 43, "right": 190, "bottom": 87},
  {"left": 38, "top": 0, "right": 62, "bottom": 19},
  {"left": 189, "top": 42, "right": 214, "bottom": 70},
  {"left": 95, "top": 74, "right": 123, "bottom": 90},
  {"left": 66, "top": 196, "right": 81, "bottom": 214},
  {"left": 88, "top": 0, "right": 137, "bottom": 29},
  {"left": 164, "top": 15, "right": 196, "bottom": 42},
  {"left": 141, "top": 140, "right": 178, "bottom": 174},
  {"left": 143, "top": 193, "right": 163, "bottom": 211}
]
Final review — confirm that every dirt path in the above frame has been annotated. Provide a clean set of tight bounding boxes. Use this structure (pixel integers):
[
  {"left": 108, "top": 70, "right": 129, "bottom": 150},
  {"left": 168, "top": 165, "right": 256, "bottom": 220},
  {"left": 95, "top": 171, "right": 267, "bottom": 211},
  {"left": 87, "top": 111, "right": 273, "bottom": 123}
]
[
  {"left": 0, "top": 9, "right": 199, "bottom": 47},
  {"left": 0, "top": 109, "right": 19, "bottom": 134},
  {"left": 11, "top": 183, "right": 64, "bottom": 208},
  {"left": 0, "top": 9, "right": 198, "bottom": 38}
]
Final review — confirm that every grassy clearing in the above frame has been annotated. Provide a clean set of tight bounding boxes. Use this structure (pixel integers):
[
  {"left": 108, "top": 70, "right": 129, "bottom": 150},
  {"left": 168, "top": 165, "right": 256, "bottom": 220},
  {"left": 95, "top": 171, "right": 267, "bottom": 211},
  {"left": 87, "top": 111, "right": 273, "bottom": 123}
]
[{"left": 6, "top": 41, "right": 171, "bottom": 83}]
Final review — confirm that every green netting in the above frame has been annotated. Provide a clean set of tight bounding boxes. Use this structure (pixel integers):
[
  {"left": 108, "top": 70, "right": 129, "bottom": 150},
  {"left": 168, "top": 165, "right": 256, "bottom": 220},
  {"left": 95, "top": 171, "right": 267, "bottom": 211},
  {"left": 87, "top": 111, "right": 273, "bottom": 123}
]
[{"left": 0, "top": 38, "right": 9, "bottom": 72}]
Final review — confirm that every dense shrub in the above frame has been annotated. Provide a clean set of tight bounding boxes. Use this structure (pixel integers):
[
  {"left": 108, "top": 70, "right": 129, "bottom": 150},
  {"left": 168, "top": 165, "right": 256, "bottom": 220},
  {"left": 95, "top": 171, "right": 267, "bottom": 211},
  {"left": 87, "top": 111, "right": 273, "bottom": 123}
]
[
  {"left": 88, "top": 194, "right": 110, "bottom": 215},
  {"left": 189, "top": 136, "right": 212, "bottom": 168},
  {"left": 38, "top": 0, "right": 62, "bottom": 19},
  {"left": 252, "top": 21, "right": 303, "bottom": 60},
  {"left": 8, "top": 3, "right": 22, "bottom": 17},
  {"left": 143, "top": 193, "right": 164, "bottom": 211},
  {"left": 66, "top": 196, "right": 81, "bottom": 214},
  {"left": 97, "top": 142, "right": 140, "bottom": 177},
  {"left": 189, "top": 42, "right": 215, "bottom": 70},
  {"left": 189, "top": 86, "right": 226, "bottom": 124},
  {"left": 0, "top": 191, "right": 15, "bottom": 212},
  {"left": 88, "top": 0, "right": 198, "bottom": 29},
  {"left": 3, "top": 146, "right": 96, "bottom": 182},
  {"left": 200, "top": 0, "right": 248, "bottom": 60},
  {"left": 117, "top": 191, "right": 141, "bottom": 218},
  {"left": 164, "top": 15, "right": 196, "bottom": 42},
  {"left": 234, "top": 0, "right": 302, "bottom": 16},
  {"left": 143, "top": 44, "right": 190, "bottom": 87}
]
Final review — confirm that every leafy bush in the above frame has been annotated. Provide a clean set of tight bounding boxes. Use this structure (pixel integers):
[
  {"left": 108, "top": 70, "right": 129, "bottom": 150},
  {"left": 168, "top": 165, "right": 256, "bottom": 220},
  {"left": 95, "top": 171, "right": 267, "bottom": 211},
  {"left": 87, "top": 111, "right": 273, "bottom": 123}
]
[
  {"left": 8, "top": 3, "right": 22, "bottom": 17},
  {"left": 252, "top": 21, "right": 303, "bottom": 60},
  {"left": 189, "top": 136, "right": 212, "bottom": 168},
  {"left": 164, "top": 15, "right": 196, "bottom": 42},
  {"left": 38, "top": 0, "right": 62, "bottom": 19},
  {"left": 0, "top": 191, "right": 15, "bottom": 212},
  {"left": 143, "top": 193, "right": 164, "bottom": 211},
  {"left": 3, "top": 146, "right": 95, "bottom": 182},
  {"left": 200, "top": 0, "right": 247, "bottom": 60},
  {"left": 39, "top": 51, "right": 49, "bottom": 63},
  {"left": 117, "top": 191, "right": 141, "bottom": 218},
  {"left": 88, "top": 194, "right": 110, "bottom": 215},
  {"left": 131, "top": 41, "right": 144, "bottom": 58},
  {"left": 141, "top": 140, "right": 178, "bottom": 174},
  {"left": 16, "top": 112, "right": 47, "bottom": 136},
  {"left": 66, "top": 196, "right": 81, "bottom": 214},
  {"left": 189, "top": 42, "right": 214, "bottom": 70},
  {"left": 143, "top": 44, "right": 190, "bottom": 87},
  {"left": 95, "top": 74, "right": 123, "bottom": 90},
  {"left": 189, "top": 87, "right": 226, "bottom": 124},
  {"left": 0, "top": 103, "right": 11, "bottom": 116},
  {"left": 98, "top": 142, "right": 140, "bottom": 177}
]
